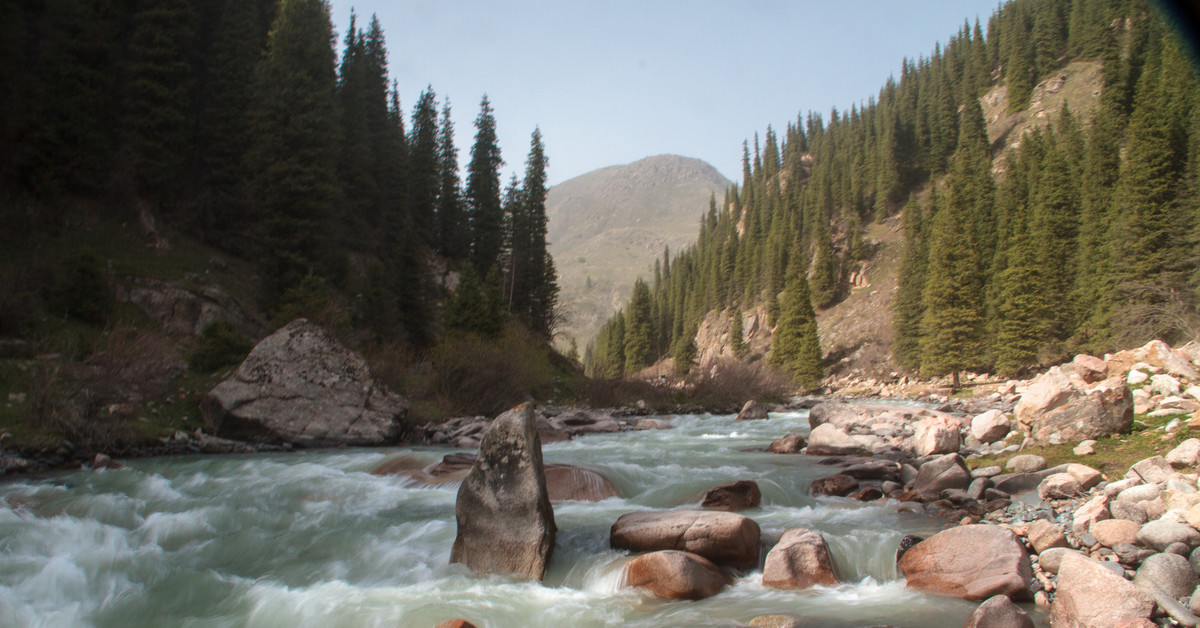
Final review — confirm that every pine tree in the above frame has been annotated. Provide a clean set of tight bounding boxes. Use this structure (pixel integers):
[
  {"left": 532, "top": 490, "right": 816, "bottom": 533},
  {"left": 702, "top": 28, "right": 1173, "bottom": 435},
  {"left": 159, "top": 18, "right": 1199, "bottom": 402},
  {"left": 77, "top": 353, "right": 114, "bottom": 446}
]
[
  {"left": 993, "top": 210, "right": 1052, "bottom": 374},
  {"left": 892, "top": 194, "right": 929, "bottom": 372},
  {"left": 624, "top": 278, "right": 655, "bottom": 373},
  {"left": 466, "top": 95, "right": 504, "bottom": 274},
  {"left": 729, "top": 309, "right": 749, "bottom": 358},
  {"left": 436, "top": 101, "right": 467, "bottom": 259},
  {"left": 249, "top": 0, "right": 341, "bottom": 309},
  {"left": 445, "top": 265, "right": 502, "bottom": 337},
  {"left": 409, "top": 87, "right": 439, "bottom": 247},
  {"left": 770, "top": 253, "right": 823, "bottom": 391}
]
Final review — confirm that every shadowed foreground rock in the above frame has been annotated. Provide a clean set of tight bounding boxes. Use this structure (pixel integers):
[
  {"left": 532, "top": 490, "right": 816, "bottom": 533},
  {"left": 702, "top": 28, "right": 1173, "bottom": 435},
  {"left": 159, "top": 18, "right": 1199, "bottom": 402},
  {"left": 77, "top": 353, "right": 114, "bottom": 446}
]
[
  {"left": 962, "top": 595, "right": 1034, "bottom": 628},
  {"left": 450, "top": 404, "right": 556, "bottom": 580},
  {"left": 610, "top": 509, "right": 761, "bottom": 568},
  {"left": 701, "top": 480, "right": 761, "bottom": 511},
  {"left": 623, "top": 550, "right": 732, "bottom": 600},
  {"left": 897, "top": 525, "right": 1031, "bottom": 601},
  {"left": 200, "top": 319, "right": 409, "bottom": 446},
  {"left": 761, "top": 528, "right": 838, "bottom": 590}
]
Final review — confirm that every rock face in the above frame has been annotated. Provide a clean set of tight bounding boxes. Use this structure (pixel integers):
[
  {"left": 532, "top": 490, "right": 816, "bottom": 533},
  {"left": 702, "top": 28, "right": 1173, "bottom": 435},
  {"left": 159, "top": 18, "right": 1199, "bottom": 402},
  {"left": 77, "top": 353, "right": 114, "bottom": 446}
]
[
  {"left": 450, "top": 404, "right": 556, "bottom": 580},
  {"left": 623, "top": 550, "right": 732, "bottom": 600},
  {"left": 610, "top": 509, "right": 761, "bottom": 568},
  {"left": 1051, "top": 552, "right": 1155, "bottom": 628},
  {"left": 1029, "top": 382, "right": 1133, "bottom": 444},
  {"left": 700, "top": 480, "right": 761, "bottom": 511},
  {"left": 897, "top": 525, "right": 1031, "bottom": 601},
  {"left": 200, "top": 319, "right": 408, "bottom": 446},
  {"left": 761, "top": 528, "right": 839, "bottom": 590}
]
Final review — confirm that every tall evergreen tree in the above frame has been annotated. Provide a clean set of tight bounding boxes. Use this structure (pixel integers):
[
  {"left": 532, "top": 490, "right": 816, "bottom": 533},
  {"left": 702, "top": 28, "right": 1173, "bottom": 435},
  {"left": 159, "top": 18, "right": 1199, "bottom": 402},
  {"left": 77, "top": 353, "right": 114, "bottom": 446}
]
[
  {"left": 892, "top": 194, "right": 929, "bottom": 372},
  {"left": 409, "top": 87, "right": 439, "bottom": 247},
  {"left": 249, "top": 0, "right": 341, "bottom": 309},
  {"left": 436, "top": 101, "right": 467, "bottom": 259},
  {"left": 770, "top": 253, "right": 823, "bottom": 390},
  {"left": 624, "top": 278, "right": 655, "bottom": 373},
  {"left": 466, "top": 95, "right": 504, "bottom": 274}
]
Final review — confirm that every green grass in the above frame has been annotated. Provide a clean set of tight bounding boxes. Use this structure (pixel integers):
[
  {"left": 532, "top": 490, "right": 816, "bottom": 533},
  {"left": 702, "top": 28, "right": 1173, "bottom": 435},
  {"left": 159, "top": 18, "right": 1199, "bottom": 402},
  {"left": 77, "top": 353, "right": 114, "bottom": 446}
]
[{"left": 969, "top": 411, "right": 1195, "bottom": 478}]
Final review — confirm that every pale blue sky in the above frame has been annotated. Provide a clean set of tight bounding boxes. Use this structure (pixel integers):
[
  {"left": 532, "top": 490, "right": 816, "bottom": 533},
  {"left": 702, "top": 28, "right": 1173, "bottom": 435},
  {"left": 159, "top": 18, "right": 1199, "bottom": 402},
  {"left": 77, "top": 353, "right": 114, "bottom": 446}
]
[{"left": 328, "top": 1, "right": 1003, "bottom": 185}]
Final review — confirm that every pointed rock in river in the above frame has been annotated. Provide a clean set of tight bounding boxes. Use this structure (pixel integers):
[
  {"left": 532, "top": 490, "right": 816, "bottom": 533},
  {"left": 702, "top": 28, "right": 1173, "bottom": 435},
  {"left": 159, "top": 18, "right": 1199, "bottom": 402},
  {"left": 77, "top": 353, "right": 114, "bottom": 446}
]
[{"left": 450, "top": 403, "right": 556, "bottom": 580}]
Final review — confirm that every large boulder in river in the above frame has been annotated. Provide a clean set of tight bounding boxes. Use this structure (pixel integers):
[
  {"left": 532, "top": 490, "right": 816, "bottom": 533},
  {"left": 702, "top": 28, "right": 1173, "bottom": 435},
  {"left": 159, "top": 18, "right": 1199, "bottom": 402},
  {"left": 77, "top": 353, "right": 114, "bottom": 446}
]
[
  {"left": 701, "top": 480, "right": 761, "bottom": 511},
  {"left": 544, "top": 464, "right": 619, "bottom": 502},
  {"left": 623, "top": 550, "right": 732, "bottom": 600},
  {"left": 610, "top": 509, "right": 761, "bottom": 568},
  {"left": 897, "top": 525, "right": 1031, "bottom": 601},
  {"left": 1051, "top": 552, "right": 1155, "bottom": 628},
  {"left": 200, "top": 319, "right": 408, "bottom": 446},
  {"left": 450, "top": 403, "right": 556, "bottom": 580},
  {"left": 1029, "top": 380, "right": 1133, "bottom": 445},
  {"left": 736, "top": 400, "right": 769, "bottom": 421},
  {"left": 762, "top": 528, "right": 839, "bottom": 590}
]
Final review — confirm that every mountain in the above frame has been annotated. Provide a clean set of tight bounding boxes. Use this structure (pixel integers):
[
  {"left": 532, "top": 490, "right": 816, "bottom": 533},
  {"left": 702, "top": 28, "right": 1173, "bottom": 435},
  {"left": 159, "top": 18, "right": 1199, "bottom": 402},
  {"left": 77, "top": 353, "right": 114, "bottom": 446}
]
[{"left": 547, "top": 155, "right": 731, "bottom": 349}]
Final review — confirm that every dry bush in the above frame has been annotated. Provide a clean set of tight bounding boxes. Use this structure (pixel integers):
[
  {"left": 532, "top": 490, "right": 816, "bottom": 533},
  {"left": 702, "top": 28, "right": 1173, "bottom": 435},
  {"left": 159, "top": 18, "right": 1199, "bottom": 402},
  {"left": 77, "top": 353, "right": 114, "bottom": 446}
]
[
  {"left": 685, "top": 358, "right": 792, "bottom": 411},
  {"left": 578, "top": 377, "right": 674, "bottom": 410}
]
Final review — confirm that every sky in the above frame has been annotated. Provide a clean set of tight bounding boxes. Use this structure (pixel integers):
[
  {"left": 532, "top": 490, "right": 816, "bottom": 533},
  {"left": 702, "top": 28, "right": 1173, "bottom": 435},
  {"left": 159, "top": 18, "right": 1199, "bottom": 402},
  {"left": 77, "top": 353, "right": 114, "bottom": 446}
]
[{"left": 327, "top": 1, "right": 1004, "bottom": 186}]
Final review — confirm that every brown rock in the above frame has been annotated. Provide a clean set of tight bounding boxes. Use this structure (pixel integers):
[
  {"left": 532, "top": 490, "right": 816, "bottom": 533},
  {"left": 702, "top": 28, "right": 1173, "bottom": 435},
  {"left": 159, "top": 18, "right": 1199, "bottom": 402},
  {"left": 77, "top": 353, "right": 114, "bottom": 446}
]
[
  {"left": 1026, "top": 520, "right": 1069, "bottom": 554},
  {"left": 434, "top": 621, "right": 478, "bottom": 628},
  {"left": 766, "top": 433, "right": 806, "bottom": 453},
  {"left": 701, "top": 480, "right": 762, "bottom": 511},
  {"left": 736, "top": 400, "right": 769, "bottom": 421},
  {"left": 914, "top": 415, "right": 962, "bottom": 456},
  {"left": 809, "top": 474, "right": 859, "bottom": 497},
  {"left": 761, "top": 528, "right": 839, "bottom": 590},
  {"left": 913, "top": 454, "right": 972, "bottom": 500},
  {"left": 1038, "top": 473, "right": 1082, "bottom": 500},
  {"left": 450, "top": 404, "right": 556, "bottom": 580},
  {"left": 1051, "top": 552, "right": 1155, "bottom": 628},
  {"left": 624, "top": 550, "right": 732, "bottom": 600},
  {"left": 963, "top": 594, "right": 1035, "bottom": 628},
  {"left": 1092, "top": 519, "right": 1142, "bottom": 548},
  {"left": 1014, "top": 366, "right": 1077, "bottom": 430},
  {"left": 1030, "top": 383, "right": 1133, "bottom": 445},
  {"left": 610, "top": 509, "right": 761, "bottom": 568},
  {"left": 544, "top": 464, "right": 619, "bottom": 502},
  {"left": 747, "top": 616, "right": 802, "bottom": 628},
  {"left": 1073, "top": 354, "right": 1109, "bottom": 383},
  {"left": 897, "top": 525, "right": 1031, "bottom": 601}
]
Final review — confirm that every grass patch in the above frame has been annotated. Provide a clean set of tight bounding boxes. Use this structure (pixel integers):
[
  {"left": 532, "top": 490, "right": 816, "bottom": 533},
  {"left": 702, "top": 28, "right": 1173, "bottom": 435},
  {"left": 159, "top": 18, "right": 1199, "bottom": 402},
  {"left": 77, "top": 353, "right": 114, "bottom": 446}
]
[{"left": 969, "top": 411, "right": 1196, "bottom": 478}]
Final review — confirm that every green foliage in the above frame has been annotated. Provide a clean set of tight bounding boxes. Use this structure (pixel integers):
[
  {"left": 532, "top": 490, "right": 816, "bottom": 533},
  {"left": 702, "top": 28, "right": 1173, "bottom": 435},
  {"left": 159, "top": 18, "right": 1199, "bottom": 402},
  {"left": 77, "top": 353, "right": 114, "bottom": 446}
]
[
  {"left": 729, "top": 309, "right": 749, "bottom": 358},
  {"left": 770, "top": 255, "right": 823, "bottom": 390},
  {"left": 54, "top": 249, "right": 112, "bottom": 325},
  {"left": 444, "top": 265, "right": 503, "bottom": 338},
  {"left": 892, "top": 195, "right": 928, "bottom": 372},
  {"left": 623, "top": 279, "right": 655, "bottom": 373},
  {"left": 271, "top": 272, "right": 345, "bottom": 330},
  {"left": 189, "top": 321, "right": 254, "bottom": 372}
]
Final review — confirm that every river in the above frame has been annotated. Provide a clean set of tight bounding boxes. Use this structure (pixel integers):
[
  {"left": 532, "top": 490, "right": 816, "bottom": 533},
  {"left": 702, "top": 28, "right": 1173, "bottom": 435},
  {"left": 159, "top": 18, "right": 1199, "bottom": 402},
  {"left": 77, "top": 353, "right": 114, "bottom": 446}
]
[{"left": 0, "top": 409, "right": 1036, "bottom": 627}]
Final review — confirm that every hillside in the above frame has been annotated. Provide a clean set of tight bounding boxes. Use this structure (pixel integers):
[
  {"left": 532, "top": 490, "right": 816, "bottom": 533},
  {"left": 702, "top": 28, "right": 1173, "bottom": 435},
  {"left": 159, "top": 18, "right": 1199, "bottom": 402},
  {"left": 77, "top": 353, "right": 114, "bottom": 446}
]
[{"left": 547, "top": 155, "right": 731, "bottom": 348}]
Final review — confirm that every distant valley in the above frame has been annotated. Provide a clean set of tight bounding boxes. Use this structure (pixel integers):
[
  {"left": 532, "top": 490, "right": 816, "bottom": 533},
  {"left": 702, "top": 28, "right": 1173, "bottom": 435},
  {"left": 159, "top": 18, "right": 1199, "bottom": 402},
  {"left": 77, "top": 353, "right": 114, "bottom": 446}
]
[{"left": 547, "top": 155, "right": 731, "bottom": 349}]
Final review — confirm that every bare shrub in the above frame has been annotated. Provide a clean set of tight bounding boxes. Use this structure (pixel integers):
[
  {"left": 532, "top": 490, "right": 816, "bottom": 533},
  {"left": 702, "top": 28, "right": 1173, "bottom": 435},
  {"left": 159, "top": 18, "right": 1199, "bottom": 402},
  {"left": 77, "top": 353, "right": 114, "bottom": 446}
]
[{"left": 686, "top": 359, "right": 792, "bottom": 411}]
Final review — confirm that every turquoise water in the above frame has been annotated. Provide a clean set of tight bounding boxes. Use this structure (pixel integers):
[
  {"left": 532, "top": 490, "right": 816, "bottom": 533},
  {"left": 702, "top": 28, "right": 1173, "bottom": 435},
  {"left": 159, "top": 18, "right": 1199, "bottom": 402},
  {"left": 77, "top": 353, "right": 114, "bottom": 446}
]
[{"left": 0, "top": 410, "right": 1005, "bottom": 627}]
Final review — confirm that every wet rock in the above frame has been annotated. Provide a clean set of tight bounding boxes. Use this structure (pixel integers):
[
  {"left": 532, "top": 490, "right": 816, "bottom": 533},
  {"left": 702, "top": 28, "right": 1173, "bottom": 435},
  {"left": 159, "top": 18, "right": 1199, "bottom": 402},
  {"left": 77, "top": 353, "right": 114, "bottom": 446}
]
[
  {"left": 1030, "top": 381, "right": 1134, "bottom": 445},
  {"left": 913, "top": 416, "right": 961, "bottom": 456},
  {"left": 896, "top": 534, "right": 923, "bottom": 562},
  {"left": 897, "top": 525, "right": 1031, "bottom": 601},
  {"left": 1006, "top": 455, "right": 1047, "bottom": 474},
  {"left": 549, "top": 409, "right": 620, "bottom": 435},
  {"left": 610, "top": 509, "right": 761, "bottom": 568},
  {"left": 200, "top": 319, "right": 409, "bottom": 446},
  {"left": 450, "top": 404, "right": 556, "bottom": 580},
  {"left": 913, "top": 454, "right": 972, "bottom": 500},
  {"left": 1135, "top": 552, "right": 1199, "bottom": 599},
  {"left": 849, "top": 487, "right": 883, "bottom": 501},
  {"left": 747, "top": 616, "right": 802, "bottom": 628},
  {"left": 544, "top": 464, "right": 619, "bottom": 502},
  {"left": 700, "top": 480, "right": 761, "bottom": 511},
  {"left": 761, "top": 528, "right": 839, "bottom": 590},
  {"left": 624, "top": 550, "right": 732, "bottom": 600},
  {"left": 1092, "top": 519, "right": 1142, "bottom": 548},
  {"left": 434, "top": 620, "right": 478, "bottom": 628},
  {"left": 1038, "top": 473, "right": 1082, "bottom": 500},
  {"left": 962, "top": 594, "right": 1035, "bottom": 628},
  {"left": 809, "top": 474, "right": 859, "bottom": 497},
  {"left": 971, "top": 410, "right": 1011, "bottom": 444},
  {"left": 766, "top": 433, "right": 806, "bottom": 453},
  {"left": 1051, "top": 552, "right": 1155, "bottom": 628},
  {"left": 1137, "top": 519, "right": 1200, "bottom": 551},
  {"left": 90, "top": 453, "right": 123, "bottom": 470},
  {"left": 841, "top": 460, "right": 900, "bottom": 482},
  {"left": 736, "top": 400, "right": 768, "bottom": 421}
]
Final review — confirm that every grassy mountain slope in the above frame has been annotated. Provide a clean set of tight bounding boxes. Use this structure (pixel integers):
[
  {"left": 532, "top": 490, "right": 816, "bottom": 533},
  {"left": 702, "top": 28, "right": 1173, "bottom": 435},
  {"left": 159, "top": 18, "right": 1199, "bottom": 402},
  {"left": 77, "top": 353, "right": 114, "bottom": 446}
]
[{"left": 547, "top": 155, "right": 730, "bottom": 348}]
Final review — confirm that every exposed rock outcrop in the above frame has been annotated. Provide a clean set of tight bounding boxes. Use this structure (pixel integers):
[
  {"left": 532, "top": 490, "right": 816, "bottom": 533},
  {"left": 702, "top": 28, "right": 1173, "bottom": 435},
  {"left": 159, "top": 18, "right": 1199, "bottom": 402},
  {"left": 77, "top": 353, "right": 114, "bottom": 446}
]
[
  {"left": 200, "top": 319, "right": 408, "bottom": 447},
  {"left": 450, "top": 404, "right": 556, "bottom": 580}
]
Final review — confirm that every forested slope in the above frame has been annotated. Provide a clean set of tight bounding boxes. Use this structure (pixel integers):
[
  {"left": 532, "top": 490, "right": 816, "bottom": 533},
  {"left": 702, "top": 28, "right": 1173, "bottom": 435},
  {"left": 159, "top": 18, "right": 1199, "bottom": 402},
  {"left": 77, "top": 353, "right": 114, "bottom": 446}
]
[{"left": 588, "top": 0, "right": 1200, "bottom": 387}]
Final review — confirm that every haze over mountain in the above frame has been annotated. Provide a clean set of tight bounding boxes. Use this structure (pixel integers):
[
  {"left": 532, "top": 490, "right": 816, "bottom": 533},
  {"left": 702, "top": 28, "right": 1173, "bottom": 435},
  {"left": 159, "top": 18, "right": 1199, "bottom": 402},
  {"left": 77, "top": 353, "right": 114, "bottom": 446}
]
[{"left": 547, "top": 155, "right": 731, "bottom": 349}]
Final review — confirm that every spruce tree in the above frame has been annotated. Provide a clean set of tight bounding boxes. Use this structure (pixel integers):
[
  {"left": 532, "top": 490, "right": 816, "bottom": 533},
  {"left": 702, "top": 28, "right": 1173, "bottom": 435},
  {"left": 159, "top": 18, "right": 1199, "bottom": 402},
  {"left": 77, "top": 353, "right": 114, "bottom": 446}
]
[
  {"left": 993, "top": 211, "right": 1052, "bottom": 374},
  {"left": 892, "top": 194, "right": 929, "bottom": 372},
  {"left": 624, "top": 278, "right": 655, "bottom": 373},
  {"left": 770, "top": 252, "right": 823, "bottom": 391},
  {"left": 466, "top": 95, "right": 504, "bottom": 274},
  {"left": 249, "top": 0, "right": 341, "bottom": 309},
  {"left": 409, "top": 87, "right": 439, "bottom": 247},
  {"left": 436, "top": 102, "right": 467, "bottom": 259}
]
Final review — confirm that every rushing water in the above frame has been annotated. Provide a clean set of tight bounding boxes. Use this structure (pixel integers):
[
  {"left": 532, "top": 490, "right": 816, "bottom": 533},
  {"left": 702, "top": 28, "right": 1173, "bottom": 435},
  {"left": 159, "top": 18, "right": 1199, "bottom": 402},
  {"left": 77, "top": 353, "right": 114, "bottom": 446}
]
[{"left": 0, "top": 410, "right": 1030, "bottom": 627}]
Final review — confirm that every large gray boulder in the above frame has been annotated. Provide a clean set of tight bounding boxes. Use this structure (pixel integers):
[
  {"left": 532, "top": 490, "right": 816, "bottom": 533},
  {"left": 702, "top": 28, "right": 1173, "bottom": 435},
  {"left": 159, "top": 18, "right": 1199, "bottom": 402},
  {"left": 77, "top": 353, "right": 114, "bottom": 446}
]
[
  {"left": 1135, "top": 552, "right": 1199, "bottom": 600},
  {"left": 610, "top": 509, "right": 760, "bottom": 568},
  {"left": 912, "top": 453, "right": 972, "bottom": 500},
  {"left": 762, "top": 528, "right": 839, "bottom": 590},
  {"left": 1029, "top": 381, "right": 1133, "bottom": 445},
  {"left": 450, "top": 404, "right": 556, "bottom": 580},
  {"left": 200, "top": 319, "right": 408, "bottom": 446}
]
